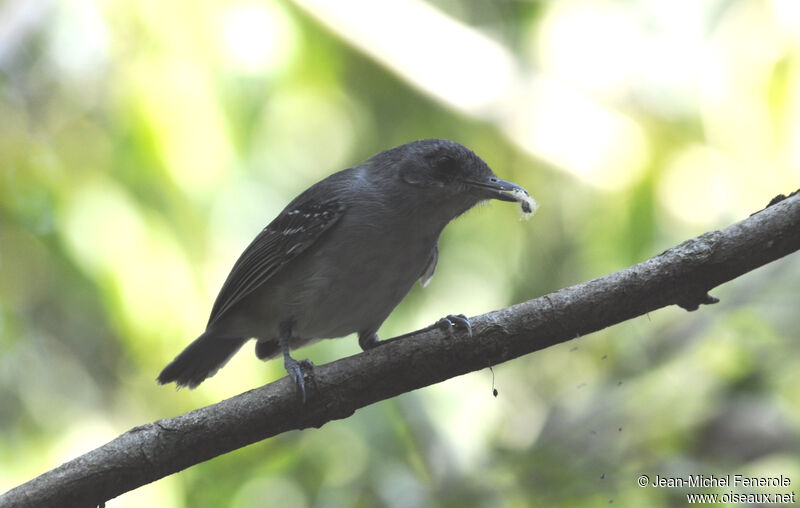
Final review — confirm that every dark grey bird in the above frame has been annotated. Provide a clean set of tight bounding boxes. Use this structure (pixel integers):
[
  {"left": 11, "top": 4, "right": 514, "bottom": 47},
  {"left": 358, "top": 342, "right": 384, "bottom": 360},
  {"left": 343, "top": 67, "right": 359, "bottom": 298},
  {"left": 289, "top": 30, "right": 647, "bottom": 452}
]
[{"left": 157, "top": 139, "right": 533, "bottom": 400}]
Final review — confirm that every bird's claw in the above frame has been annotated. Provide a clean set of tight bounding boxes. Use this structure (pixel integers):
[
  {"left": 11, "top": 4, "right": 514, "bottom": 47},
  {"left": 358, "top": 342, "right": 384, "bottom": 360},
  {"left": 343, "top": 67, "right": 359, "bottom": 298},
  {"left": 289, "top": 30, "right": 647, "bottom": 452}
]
[
  {"left": 284, "top": 356, "right": 315, "bottom": 403},
  {"left": 435, "top": 314, "right": 472, "bottom": 338}
]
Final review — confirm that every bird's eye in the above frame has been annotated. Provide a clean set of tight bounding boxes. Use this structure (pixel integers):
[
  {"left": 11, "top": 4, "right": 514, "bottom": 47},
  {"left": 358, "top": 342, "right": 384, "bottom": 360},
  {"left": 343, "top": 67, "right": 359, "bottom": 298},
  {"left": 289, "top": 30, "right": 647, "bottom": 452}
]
[{"left": 437, "top": 155, "right": 459, "bottom": 174}]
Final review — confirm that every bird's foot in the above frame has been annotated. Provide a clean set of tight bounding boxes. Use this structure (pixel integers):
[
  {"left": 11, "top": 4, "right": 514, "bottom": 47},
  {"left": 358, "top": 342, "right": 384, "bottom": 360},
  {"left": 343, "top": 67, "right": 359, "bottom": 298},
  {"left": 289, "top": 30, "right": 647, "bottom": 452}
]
[
  {"left": 435, "top": 314, "right": 472, "bottom": 338},
  {"left": 371, "top": 314, "right": 472, "bottom": 346},
  {"left": 284, "top": 355, "right": 315, "bottom": 403}
]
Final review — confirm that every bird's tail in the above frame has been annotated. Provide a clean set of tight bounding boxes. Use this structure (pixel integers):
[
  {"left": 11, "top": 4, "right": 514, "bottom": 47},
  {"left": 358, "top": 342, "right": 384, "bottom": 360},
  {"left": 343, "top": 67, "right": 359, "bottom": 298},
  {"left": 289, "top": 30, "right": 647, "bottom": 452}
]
[{"left": 157, "top": 332, "right": 247, "bottom": 388}]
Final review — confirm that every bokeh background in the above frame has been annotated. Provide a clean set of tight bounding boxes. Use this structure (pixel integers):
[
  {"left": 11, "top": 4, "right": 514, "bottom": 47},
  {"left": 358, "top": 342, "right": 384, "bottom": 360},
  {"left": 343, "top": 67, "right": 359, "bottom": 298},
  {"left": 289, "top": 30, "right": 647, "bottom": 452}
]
[{"left": 2, "top": 0, "right": 800, "bottom": 506}]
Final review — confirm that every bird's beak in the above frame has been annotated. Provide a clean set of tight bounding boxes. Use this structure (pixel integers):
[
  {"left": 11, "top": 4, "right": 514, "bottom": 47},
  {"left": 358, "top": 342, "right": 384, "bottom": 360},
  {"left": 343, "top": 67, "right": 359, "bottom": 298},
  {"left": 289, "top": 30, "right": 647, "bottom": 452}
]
[
  {"left": 463, "top": 176, "right": 537, "bottom": 215},
  {"left": 464, "top": 176, "right": 529, "bottom": 203}
]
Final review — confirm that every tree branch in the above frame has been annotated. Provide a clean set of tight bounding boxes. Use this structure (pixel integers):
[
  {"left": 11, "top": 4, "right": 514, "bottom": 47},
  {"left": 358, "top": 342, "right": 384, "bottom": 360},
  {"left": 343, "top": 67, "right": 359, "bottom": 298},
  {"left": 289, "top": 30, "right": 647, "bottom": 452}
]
[{"left": 3, "top": 190, "right": 799, "bottom": 508}]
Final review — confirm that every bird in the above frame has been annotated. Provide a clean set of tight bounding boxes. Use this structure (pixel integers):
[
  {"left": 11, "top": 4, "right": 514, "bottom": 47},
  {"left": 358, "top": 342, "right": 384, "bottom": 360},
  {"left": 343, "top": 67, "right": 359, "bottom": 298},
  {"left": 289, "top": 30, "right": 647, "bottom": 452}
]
[{"left": 157, "top": 139, "right": 534, "bottom": 400}]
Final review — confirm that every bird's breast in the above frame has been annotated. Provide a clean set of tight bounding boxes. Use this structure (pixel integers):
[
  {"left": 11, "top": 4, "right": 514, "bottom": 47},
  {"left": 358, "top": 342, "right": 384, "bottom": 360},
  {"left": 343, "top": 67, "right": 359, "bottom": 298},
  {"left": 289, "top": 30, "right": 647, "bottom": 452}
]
[{"left": 281, "top": 207, "right": 440, "bottom": 339}]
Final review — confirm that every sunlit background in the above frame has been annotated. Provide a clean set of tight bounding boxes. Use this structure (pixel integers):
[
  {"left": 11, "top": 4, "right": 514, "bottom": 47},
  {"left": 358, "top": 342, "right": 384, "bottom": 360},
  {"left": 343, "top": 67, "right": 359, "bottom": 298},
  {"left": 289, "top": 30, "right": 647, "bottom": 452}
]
[{"left": 2, "top": 0, "right": 800, "bottom": 505}]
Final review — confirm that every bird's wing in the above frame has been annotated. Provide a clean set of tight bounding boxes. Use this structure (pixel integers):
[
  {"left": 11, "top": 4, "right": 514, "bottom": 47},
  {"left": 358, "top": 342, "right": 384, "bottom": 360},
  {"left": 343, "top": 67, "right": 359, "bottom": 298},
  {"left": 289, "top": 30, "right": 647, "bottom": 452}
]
[
  {"left": 419, "top": 243, "right": 438, "bottom": 288},
  {"left": 207, "top": 199, "right": 344, "bottom": 326}
]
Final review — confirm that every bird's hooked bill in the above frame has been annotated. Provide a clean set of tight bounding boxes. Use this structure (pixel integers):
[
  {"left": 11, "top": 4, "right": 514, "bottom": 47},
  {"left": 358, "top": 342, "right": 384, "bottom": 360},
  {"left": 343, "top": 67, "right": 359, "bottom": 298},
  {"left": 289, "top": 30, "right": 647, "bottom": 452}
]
[{"left": 463, "top": 177, "right": 538, "bottom": 219}]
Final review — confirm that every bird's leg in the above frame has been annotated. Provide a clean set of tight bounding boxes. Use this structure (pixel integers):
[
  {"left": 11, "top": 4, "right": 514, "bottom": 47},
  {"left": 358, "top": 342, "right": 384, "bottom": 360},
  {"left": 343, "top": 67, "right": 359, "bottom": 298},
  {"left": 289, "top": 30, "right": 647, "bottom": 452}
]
[
  {"left": 362, "top": 314, "right": 473, "bottom": 349},
  {"left": 278, "top": 321, "right": 314, "bottom": 403},
  {"left": 358, "top": 330, "right": 380, "bottom": 351},
  {"left": 405, "top": 313, "right": 472, "bottom": 339}
]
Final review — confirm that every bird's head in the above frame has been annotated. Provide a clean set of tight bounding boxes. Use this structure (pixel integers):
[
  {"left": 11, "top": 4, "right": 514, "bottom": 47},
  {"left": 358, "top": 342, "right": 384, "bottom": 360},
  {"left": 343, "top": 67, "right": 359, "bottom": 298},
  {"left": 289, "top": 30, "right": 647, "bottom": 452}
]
[{"left": 375, "top": 139, "right": 535, "bottom": 220}]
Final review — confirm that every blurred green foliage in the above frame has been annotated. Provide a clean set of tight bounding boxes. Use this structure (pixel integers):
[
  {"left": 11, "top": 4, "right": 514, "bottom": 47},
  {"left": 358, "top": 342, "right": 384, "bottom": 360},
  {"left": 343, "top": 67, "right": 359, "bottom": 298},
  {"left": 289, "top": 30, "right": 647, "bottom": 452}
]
[{"left": 1, "top": 0, "right": 799, "bottom": 506}]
